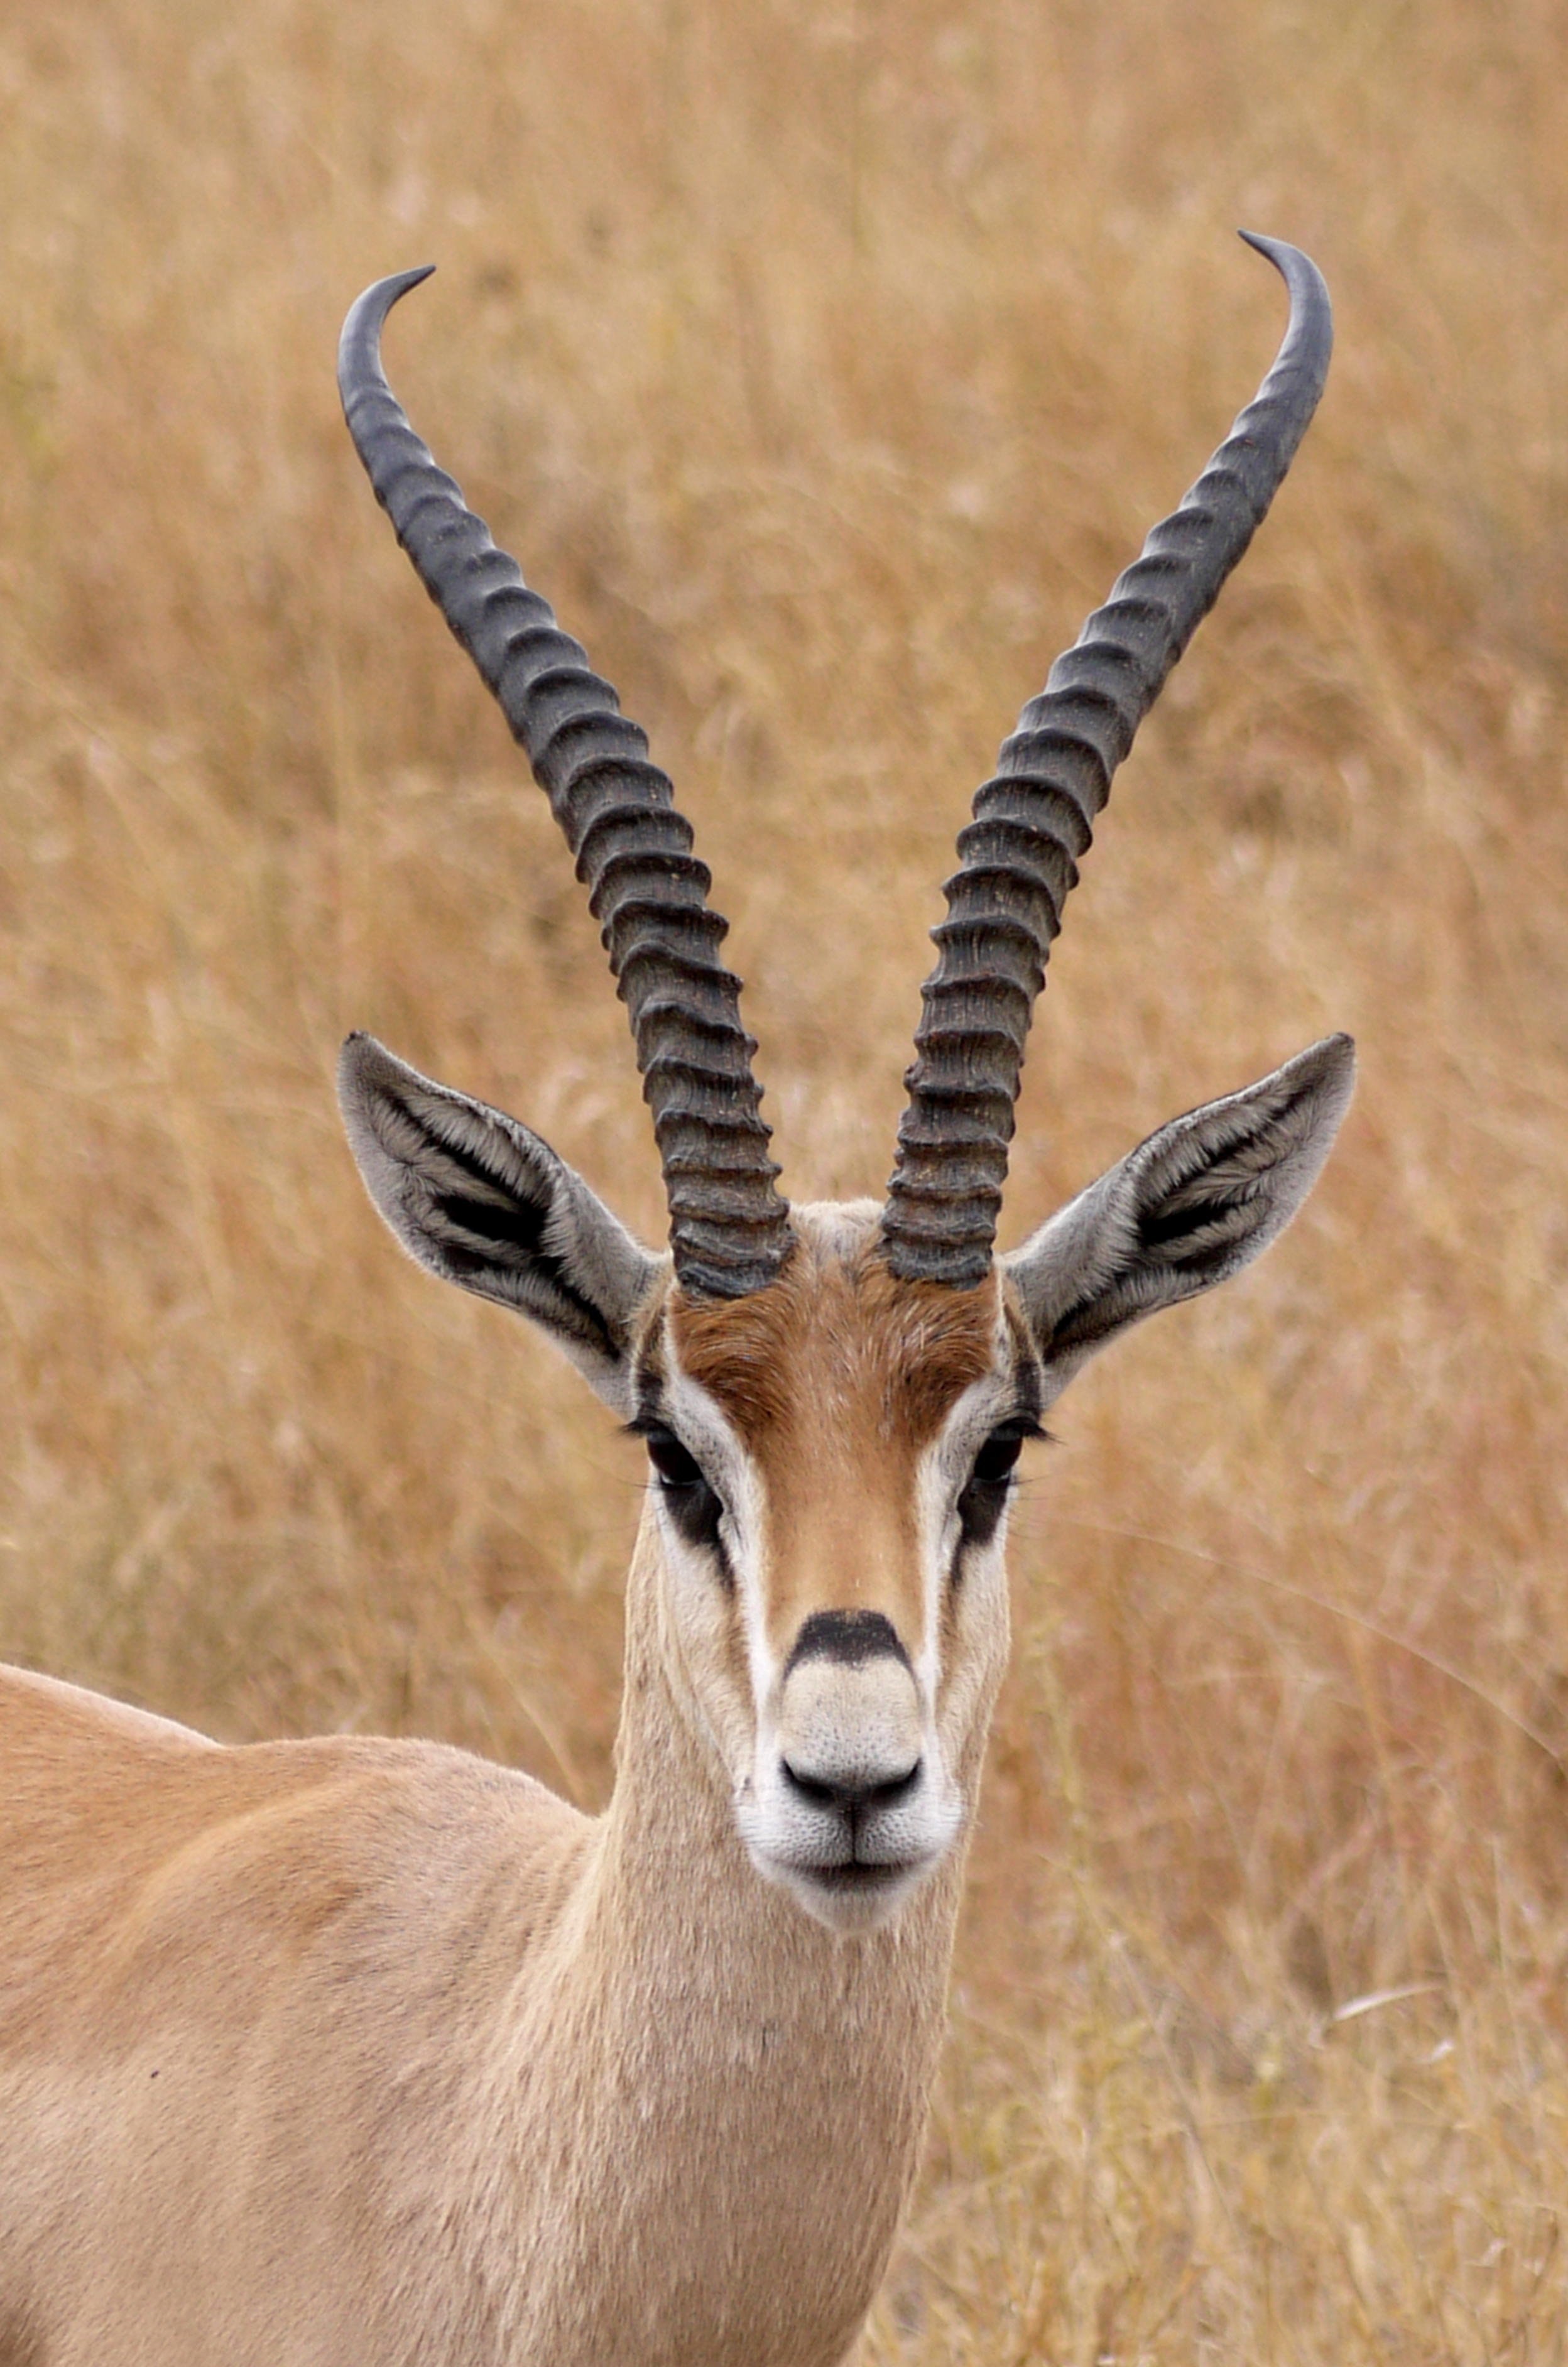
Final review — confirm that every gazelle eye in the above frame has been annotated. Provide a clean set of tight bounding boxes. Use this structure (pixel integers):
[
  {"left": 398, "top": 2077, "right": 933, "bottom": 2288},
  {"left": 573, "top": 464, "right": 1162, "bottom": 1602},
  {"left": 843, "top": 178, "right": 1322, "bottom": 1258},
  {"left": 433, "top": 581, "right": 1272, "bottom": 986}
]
[
  {"left": 644, "top": 1430, "right": 705, "bottom": 1491},
  {"left": 970, "top": 1431, "right": 1025, "bottom": 1488},
  {"left": 640, "top": 1426, "right": 727, "bottom": 1562},
  {"left": 956, "top": 1420, "right": 1044, "bottom": 1553}
]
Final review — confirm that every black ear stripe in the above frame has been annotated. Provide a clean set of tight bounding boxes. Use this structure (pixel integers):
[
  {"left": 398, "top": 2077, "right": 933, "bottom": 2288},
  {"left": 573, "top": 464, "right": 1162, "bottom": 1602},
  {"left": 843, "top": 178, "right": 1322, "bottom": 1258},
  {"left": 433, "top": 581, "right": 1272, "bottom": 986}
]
[
  {"left": 1005, "top": 1035, "right": 1355, "bottom": 1373},
  {"left": 337, "top": 1031, "right": 661, "bottom": 1407}
]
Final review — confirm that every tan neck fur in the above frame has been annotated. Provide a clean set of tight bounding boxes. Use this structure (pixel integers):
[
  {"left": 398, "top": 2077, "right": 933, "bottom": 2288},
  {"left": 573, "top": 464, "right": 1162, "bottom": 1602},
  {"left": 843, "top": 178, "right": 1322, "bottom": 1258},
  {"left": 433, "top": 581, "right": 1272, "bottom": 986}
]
[{"left": 468, "top": 1505, "right": 963, "bottom": 2365}]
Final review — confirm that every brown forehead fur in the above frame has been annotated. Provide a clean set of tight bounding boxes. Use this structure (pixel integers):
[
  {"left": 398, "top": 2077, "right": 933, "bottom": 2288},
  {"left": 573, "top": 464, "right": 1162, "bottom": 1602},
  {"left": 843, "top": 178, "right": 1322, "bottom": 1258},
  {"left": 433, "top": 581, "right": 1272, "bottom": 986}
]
[{"left": 668, "top": 1232, "right": 1001, "bottom": 1450}]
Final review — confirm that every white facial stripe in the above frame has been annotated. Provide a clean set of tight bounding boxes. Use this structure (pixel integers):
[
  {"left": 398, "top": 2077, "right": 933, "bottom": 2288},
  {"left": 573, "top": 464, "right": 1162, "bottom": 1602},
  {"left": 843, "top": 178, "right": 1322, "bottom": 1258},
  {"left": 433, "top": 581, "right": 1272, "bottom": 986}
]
[
  {"left": 656, "top": 1352, "right": 781, "bottom": 1729},
  {"left": 915, "top": 1366, "right": 1016, "bottom": 1687}
]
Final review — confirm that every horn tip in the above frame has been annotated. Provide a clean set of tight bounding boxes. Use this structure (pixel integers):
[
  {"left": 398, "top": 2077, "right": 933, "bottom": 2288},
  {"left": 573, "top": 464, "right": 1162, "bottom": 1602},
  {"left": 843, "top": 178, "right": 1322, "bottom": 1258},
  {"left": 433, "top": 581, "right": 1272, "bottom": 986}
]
[
  {"left": 1236, "top": 227, "right": 1297, "bottom": 266},
  {"left": 338, "top": 265, "right": 439, "bottom": 398},
  {"left": 1235, "top": 229, "right": 1329, "bottom": 310},
  {"left": 366, "top": 261, "right": 438, "bottom": 303}
]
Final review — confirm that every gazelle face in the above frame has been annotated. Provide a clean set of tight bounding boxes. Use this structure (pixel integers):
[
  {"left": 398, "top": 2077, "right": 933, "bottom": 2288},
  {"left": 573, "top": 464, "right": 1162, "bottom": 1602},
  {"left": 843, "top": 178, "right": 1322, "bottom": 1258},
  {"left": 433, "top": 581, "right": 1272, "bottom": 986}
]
[
  {"left": 340, "top": 1030, "right": 1354, "bottom": 1934},
  {"left": 635, "top": 1205, "right": 1033, "bottom": 1933}
]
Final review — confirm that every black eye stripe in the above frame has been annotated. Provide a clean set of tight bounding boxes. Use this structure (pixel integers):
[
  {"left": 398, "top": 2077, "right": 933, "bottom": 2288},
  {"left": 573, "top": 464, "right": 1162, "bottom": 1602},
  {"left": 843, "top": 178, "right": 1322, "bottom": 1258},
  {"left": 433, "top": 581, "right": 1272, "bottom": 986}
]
[
  {"left": 624, "top": 1417, "right": 731, "bottom": 1574},
  {"left": 955, "top": 1415, "right": 1048, "bottom": 1555}
]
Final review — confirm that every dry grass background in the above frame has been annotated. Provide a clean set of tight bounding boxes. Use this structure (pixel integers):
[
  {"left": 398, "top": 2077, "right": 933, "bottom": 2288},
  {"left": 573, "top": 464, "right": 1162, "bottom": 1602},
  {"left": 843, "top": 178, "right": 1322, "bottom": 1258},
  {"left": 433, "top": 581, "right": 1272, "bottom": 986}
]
[{"left": 2, "top": 0, "right": 1567, "bottom": 2356}]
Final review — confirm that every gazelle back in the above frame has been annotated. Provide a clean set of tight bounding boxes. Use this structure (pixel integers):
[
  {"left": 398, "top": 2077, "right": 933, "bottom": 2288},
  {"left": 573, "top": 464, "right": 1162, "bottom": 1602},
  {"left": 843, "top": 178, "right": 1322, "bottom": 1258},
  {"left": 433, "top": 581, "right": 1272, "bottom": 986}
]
[{"left": 0, "top": 236, "right": 1352, "bottom": 2367}]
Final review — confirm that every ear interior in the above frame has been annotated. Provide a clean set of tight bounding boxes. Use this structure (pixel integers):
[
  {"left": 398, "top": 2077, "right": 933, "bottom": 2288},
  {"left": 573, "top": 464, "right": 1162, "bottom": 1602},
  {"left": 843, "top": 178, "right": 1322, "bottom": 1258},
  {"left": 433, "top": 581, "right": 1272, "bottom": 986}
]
[
  {"left": 1006, "top": 1033, "right": 1355, "bottom": 1383},
  {"left": 337, "top": 1032, "right": 660, "bottom": 1410}
]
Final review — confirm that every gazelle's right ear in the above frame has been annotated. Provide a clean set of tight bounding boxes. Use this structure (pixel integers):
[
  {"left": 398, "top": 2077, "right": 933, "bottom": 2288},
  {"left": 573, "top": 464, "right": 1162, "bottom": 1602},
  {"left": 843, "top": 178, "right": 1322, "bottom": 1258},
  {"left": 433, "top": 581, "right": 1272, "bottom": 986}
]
[
  {"left": 338, "top": 1033, "right": 662, "bottom": 1415},
  {"left": 1004, "top": 1033, "right": 1355, "bottom": 1403}
]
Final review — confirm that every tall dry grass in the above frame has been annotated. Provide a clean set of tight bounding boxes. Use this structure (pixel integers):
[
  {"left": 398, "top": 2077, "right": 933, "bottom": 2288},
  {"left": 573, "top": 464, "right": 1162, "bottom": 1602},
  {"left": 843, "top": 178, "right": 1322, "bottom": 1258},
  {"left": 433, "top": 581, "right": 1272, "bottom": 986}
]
[{"left": 3, "top": 0, "right": 1567, "bottom": 2354}]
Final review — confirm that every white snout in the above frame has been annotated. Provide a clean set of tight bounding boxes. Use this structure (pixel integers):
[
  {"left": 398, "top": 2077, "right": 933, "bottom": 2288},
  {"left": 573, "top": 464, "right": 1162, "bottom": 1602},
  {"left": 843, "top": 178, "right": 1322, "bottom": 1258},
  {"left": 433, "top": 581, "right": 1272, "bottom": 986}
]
[
  {"left": 776, "top": 1653, "right": 923, "bottom": 1802},
  {"left": 737, "top": 1653, "right": 964, "bottom": 1933}
]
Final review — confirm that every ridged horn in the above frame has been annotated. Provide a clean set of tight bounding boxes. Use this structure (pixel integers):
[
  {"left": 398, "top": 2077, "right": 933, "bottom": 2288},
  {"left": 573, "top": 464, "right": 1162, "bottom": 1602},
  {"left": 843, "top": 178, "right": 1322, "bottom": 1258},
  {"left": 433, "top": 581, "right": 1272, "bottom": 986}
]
[
  {"left": 882, "top": 233, "right": 1333, "bottom": 1287},
  {"left": 339, "top": 268, "right": 792, "bottom": 1300}
]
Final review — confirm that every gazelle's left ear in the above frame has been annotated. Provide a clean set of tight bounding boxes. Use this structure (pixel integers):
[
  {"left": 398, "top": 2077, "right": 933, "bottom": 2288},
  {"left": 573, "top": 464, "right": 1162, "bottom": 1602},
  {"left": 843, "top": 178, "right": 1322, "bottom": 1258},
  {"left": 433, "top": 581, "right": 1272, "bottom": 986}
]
[
  {"left": 337, "top": 1032, "right": 662, "bottom": 1415},
  {"left": 1004, "top": 1034, "right": 1355, "bottom": 1398}
]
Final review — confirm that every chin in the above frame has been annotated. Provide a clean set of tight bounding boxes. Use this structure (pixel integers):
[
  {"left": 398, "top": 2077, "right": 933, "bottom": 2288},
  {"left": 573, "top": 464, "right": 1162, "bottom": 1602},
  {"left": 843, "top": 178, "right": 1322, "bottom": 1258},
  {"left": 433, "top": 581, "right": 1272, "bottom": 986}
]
[{"left": 754, "top": 1851, "right": 940, "bottom": 1935}]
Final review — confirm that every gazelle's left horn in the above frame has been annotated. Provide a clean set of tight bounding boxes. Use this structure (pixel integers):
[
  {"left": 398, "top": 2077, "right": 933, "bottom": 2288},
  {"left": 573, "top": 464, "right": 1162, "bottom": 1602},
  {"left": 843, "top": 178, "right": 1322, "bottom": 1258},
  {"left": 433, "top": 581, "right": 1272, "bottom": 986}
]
[
  {"left": 338, "top": 268, "right": 793, "bottom": 1301},
  {"left": 881, "top": 234, "right": 1332, "bottom": 1287}
]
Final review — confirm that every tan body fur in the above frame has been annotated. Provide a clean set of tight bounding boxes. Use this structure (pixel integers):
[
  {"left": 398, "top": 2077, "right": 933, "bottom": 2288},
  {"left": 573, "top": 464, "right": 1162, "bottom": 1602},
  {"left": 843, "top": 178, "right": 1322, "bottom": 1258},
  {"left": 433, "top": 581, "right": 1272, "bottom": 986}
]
[{"left": 1, "top": 1622, "right": 955, "bottom": 2367}]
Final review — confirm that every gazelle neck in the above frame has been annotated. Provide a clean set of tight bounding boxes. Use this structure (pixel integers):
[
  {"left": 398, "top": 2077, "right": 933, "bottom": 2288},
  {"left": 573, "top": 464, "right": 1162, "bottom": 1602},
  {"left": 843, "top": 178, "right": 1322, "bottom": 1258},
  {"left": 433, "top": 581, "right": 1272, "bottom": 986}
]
[{"left": 497, "top": 1505, "right": 965, "bottom": 2367}]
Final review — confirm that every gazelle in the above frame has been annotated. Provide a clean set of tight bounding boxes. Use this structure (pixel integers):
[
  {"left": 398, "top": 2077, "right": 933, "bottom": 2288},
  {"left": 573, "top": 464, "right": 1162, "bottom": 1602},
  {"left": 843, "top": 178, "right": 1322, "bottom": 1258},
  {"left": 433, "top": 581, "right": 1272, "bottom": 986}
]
[{"left": 1, "top": 236, "right": 1350, "bottom": 2367}]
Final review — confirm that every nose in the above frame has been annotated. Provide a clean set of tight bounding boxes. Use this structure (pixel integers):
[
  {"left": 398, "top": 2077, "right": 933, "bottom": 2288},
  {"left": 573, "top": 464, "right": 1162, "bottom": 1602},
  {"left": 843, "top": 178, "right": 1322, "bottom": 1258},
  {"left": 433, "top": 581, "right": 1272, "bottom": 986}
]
[{"left": 775, "top": 1610, "right": 924, "bottom": 1815}]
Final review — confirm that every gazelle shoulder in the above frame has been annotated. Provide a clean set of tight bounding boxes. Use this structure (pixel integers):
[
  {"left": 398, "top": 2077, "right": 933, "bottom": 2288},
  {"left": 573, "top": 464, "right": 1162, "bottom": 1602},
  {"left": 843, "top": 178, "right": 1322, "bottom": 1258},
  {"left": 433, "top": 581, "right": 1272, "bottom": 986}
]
[{"left": 1, "top": 1674, "right": 590, "bottom": 2043}]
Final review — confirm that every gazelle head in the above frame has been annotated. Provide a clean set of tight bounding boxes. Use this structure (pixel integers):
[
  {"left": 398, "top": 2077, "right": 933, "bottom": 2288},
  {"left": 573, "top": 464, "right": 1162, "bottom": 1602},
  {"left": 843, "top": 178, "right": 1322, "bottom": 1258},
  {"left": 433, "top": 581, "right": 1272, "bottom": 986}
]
[{"left": 337, "top": 238, "right": 1353, "bottom": 1934}]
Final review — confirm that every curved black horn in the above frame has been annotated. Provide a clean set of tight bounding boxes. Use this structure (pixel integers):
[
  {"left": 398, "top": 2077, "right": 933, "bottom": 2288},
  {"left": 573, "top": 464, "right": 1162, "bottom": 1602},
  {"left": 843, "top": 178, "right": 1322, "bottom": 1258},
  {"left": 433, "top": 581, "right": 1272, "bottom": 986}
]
[
  {"left": 339, "top": 268, "right": 792, "bottom": 1300},
  {"left": 881, "top": 234, "right": 1333, "bottom": 1287}
]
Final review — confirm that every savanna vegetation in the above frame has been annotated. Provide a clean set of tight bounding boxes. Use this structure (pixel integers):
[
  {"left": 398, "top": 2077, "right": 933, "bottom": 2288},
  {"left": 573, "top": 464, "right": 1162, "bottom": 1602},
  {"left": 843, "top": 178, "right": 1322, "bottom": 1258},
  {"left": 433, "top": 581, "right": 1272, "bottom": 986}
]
[{"left": 2, "top": 0, "right": 1566, "bottom": 2356}]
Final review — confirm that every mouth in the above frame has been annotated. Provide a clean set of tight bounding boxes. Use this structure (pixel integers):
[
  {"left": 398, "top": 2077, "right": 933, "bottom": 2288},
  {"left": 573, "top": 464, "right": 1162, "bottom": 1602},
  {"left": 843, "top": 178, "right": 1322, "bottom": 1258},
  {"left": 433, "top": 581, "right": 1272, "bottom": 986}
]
[
  {"left": 800, "top": 1861, "right": 916, "bottom": 1896},
  {"left": 775, "top": 1852, "right": 939, "bottom": 1931}
]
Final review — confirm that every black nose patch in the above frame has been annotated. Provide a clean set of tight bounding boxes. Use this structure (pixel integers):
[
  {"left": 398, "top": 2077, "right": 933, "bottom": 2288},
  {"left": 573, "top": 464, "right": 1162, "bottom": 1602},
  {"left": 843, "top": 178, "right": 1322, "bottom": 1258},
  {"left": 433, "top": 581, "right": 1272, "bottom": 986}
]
[{"left": 785, "top": 1609, "right": 912, "bottom": 1678}]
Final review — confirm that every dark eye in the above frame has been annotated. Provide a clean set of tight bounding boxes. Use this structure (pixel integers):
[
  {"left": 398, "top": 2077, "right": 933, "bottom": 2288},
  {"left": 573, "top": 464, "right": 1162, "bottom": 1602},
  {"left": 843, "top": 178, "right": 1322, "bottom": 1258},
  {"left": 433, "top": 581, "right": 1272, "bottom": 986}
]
[
  {"left": 971, "top": 1431, "right": 1025, "bottom": 1488},
  {"left": 645, "top": 1431, "right": 705, "bottom": 1490},
  {"left": 956, "top": 1422, "right": 1040, "bottom": 1552},
  {"left": 641, "top": 1427, "right": 726, "bottom": 1560}
]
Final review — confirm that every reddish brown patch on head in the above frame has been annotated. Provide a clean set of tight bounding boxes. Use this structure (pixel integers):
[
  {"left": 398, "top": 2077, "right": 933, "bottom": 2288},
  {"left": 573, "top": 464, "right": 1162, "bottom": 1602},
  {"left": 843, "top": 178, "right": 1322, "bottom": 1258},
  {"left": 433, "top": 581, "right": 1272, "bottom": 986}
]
[{"left": 670, "top": 1227, "right": 999, "bottom": 1454}]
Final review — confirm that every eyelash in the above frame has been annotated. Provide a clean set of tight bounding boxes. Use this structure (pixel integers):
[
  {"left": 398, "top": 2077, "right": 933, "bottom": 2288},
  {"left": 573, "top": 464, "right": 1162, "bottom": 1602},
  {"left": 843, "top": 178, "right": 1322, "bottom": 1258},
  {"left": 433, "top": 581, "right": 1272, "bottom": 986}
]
[
  {"left": 956, "top": 1417, "right": 1048, "bottom": 1550},
  {"left": 628, "top": 1421, "right": 727, "bottom": 1562}
]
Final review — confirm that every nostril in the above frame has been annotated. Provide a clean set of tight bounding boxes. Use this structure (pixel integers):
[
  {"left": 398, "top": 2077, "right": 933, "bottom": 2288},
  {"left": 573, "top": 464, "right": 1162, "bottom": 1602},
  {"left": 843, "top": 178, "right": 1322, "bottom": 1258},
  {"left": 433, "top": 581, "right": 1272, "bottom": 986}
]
[
  {"left": 779, "top": 1757, "right": 922, "bottom": 1813},
  {"left": 779, "top": 1758, "right": 840, "bottom": 1810},
  {"left": 866, "top": 1760, "right": 922, "bottom": 1811}
]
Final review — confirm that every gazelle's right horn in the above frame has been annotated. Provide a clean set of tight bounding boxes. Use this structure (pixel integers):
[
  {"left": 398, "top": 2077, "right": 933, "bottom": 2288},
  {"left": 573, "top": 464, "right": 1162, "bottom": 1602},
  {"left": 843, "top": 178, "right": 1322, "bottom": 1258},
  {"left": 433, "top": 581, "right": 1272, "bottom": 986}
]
[
  {"left": 338, "top": 268, "right": 793, "bottom": 1302},
  {"left": 881, "top": 234, "right": 1332, "bottom": 1287}
]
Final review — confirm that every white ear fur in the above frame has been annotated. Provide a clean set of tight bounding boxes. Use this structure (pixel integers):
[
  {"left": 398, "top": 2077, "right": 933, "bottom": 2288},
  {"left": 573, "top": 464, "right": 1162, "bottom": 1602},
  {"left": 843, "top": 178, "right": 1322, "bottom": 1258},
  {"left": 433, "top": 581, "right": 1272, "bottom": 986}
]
[
  {"left": 338, "top": 1033, "right": 662, "bottom": 1415},
  {"left": 1005, "top": 1034, "right": 1354, "bottom": 1398}
]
